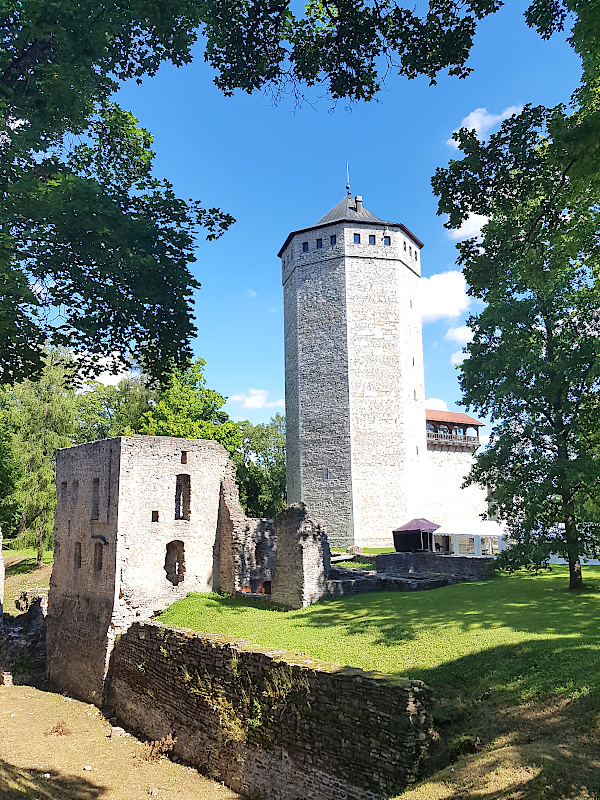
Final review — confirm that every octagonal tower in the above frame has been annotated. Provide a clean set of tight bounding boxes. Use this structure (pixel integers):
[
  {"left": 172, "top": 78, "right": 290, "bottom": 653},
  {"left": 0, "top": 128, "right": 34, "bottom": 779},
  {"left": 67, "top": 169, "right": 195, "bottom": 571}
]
[{"left": 280, "top": 193, "right": 427, "bottom": 548}]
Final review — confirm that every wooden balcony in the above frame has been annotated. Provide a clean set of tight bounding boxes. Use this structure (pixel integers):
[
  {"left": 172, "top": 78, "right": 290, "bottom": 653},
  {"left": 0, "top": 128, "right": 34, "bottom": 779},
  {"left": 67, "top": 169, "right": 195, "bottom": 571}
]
[{"left": 426, "top": 431, "right": 480, "bottom": 450}]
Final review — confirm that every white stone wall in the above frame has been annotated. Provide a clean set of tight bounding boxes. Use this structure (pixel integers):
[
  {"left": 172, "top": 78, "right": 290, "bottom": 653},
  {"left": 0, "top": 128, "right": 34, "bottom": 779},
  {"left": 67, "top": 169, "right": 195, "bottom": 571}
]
[
  {"left": 283, "top": 222, "right": 355, "bottom": 545},
  {"left": 425, "top": 446, "right": 489, "bottom": 529},
  {"left": 283, "top": 220, "right": 427, "bottom": 547},
  {"left": 345, "top": 230, "right": 427, "bottom": 546},
  {"left": 113, "top": 436, "right": 232, "bottom": 624}
]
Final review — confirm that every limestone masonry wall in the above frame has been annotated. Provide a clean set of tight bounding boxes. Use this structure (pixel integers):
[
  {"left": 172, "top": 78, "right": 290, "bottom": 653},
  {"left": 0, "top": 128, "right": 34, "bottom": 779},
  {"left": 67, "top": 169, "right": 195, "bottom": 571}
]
[
  {"left": 105, "top": 622, "right": 433, "bottom": 800},
  {"left": 271, "top": 505, "right": 330, "bottom": 609},
  {"left": 283, "top": 221, "right": 355, "bottom": 546},
  {"left": 425, "top": 446, "right": 489, "bottom": 529},
  {"left": 47, "top": 436, "right": 330, "bottom": 704},
  {"left": 376, "top": 552, "right": 496, "bottom": 582}
]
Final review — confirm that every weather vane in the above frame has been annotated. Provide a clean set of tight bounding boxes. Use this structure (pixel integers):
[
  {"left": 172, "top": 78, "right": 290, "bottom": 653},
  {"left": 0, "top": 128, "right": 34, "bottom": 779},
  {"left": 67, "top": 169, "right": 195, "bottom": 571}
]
[{"left": 346, "top": 162, "right": 351, "bottom": 195}]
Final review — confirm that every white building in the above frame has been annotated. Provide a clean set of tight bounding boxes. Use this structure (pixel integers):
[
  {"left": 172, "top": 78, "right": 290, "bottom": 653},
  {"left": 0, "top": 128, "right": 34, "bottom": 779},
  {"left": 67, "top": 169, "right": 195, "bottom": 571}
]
[{"left": 280, "top": 193, "right": 491, "bottom": 548}]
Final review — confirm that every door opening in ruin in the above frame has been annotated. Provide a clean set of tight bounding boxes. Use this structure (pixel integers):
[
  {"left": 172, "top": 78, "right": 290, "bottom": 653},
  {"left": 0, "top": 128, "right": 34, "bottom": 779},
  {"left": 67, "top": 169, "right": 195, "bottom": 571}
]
[
  {"left": 165, "top": 540, "right": 185, "bottom": 585},
  {"left": 175, "top": 474, "right": 191, "bottom": 520},
  {"left": 91, "top": 478, "right": 100, "bottom": 520},
  {"left": 94, "top": 541, "right": 103, "bottom": 572},
  {"left": 255, "top": 540, "right": 264, "bottom": 565}
]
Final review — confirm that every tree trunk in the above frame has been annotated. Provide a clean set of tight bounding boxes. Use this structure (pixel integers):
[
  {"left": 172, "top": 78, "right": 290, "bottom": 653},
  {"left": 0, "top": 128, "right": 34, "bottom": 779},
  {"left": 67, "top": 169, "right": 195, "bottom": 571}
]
[
  {"left": 36, "top": 518, "right": 43, "bottom": 568},
  {"left": 563, "top": 497, "right": 582, "bottom": 591}
]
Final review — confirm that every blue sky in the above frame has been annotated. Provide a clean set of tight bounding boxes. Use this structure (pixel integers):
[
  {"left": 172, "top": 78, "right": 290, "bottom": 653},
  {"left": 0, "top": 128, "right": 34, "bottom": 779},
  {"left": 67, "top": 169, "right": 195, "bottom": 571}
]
[{"left": 113, "top": 1, "right": 581, "bottom": 432}]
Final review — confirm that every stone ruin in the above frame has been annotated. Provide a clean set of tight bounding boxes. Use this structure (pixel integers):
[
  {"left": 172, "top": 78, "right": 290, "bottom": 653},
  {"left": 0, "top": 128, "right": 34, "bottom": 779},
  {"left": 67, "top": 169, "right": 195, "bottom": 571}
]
[{"left": 45, "top": 435, "right": 331, "bottom": 703}]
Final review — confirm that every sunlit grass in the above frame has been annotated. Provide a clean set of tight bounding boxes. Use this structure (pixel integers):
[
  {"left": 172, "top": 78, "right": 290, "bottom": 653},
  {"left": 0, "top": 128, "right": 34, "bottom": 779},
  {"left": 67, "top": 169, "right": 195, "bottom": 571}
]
[{"left": 159, "top": 567, "right": 600, "bottom": 702}]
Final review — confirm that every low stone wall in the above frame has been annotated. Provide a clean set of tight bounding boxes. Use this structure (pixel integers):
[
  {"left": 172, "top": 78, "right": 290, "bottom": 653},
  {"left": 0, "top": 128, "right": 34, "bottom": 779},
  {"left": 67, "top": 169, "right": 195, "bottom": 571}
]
[
  {"left": 105, "top": 622, "right": 433, "bottom": 800},
  {"left": 376, "top": 552, "right": 496, "bottom": 582}
]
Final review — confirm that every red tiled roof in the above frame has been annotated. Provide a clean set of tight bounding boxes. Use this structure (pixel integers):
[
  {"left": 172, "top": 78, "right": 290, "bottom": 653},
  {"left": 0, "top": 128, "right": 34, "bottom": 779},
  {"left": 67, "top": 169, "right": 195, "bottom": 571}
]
[{"left": 425, "top": 409, "right": 484, "bottom": 427}]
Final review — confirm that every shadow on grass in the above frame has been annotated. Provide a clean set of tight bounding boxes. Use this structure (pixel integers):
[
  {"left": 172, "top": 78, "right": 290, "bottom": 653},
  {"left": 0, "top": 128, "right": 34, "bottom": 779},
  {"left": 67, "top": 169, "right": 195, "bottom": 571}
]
[
  {"left": 300, "top": 570, "right": 600, "bottom": 649},
  {"left": 413, "top": 637, "right": 599, "bottom": 708},
  {"left": 5, "top": 559, "right": 46, "bottom": 578},
  {"left": 0, "top": 759, "right": 105, "bottom": 800},
  {"left": 407, "top": 642, "right": 600, "bottom": 799}
]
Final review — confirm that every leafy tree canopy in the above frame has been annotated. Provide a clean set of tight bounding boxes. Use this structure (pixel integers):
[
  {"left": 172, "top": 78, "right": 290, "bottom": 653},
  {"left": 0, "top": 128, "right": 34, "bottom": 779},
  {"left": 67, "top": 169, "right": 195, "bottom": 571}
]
[
  {"left": 139, "top": 358, "right": 243, "bottom": 455},
  {"left": 434, "top": 107, "right": 600, "bottom": 590},
  {"left": 0, "top": 349, "right": 76, "bottom": 561},
  {"left": 235, "top": 413, "right": 286, "bottom": 518},
  {"left": 2, "top": 1, "right": 596, "bottom": 387},
  {"left": 1, "top": 0, "right": 235, "bottom": 385},
  {"left": 74, "top": 374, "right": 157, "bottom": 444}
]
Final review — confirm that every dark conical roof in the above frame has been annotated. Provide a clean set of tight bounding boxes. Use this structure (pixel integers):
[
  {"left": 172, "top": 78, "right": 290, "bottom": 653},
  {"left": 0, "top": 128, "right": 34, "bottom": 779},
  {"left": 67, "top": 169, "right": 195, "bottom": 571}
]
[
  {"left": 315, "top": 195, "right": 382, "bottom": 226},
  {"left": 277, "top": 193, "right": 424, "bottom": 257}
]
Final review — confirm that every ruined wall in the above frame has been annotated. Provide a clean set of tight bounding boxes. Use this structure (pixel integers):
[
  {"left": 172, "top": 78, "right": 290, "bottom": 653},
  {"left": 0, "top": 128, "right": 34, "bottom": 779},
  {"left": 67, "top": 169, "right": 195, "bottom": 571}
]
[
  {"left": 112, "top": 436, "right": 232, "bottom": 622},
  {"left": 376, "top": 552, "right": 496, "bottom": 582},
  {"left": 271, "top": 505, "right": 330, "bottom": 609},
  {"left": 47, "top": 439, "right": 120, "bottom": 702},
  {"left": 216, "top": 466, "right": 276, "bottom": 595},
  {"left": 47, "top": 436, "right": 239, "bottom": 703},
  {"left": 105, "top": 622, "right": 433, "bottom": 800},
  {"left": 47, "top": 436, "right": 330, "bottom": 703}
]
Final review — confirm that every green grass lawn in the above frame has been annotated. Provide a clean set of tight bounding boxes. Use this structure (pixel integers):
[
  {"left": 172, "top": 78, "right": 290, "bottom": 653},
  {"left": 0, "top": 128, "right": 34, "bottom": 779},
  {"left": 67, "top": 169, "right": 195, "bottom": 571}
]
[
  {"left": 2, "top": 547, "right": 53, "bottom": 618},
  {"left": 159, "top": 568, "right": 600, "bottom": 798},
  {"left": 158, "top": 567, "right": 600, "bottom": 702}
]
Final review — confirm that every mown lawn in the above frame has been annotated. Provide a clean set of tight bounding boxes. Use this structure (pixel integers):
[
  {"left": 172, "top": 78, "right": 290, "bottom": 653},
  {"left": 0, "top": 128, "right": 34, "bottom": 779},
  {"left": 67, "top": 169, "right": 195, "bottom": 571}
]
[
  {"left": 1, "top": 547, "right": 53, "bottom": 619},
  {"left": 159, "top": 568, "right": 600, "bottom": 699},
  {"left": 159, "top": 568, "right": 600, "bottom": 799}
]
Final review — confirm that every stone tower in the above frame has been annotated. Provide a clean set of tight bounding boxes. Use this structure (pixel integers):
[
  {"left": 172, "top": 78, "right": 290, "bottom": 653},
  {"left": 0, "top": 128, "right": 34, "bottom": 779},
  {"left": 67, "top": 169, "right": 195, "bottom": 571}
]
[{"left": 280, "top": 193, "right": 427, "bottom": 548}]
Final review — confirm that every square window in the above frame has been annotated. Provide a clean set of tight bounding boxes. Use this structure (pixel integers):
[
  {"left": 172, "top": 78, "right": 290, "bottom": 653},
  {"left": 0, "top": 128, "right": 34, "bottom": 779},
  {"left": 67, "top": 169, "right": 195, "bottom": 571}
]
[
  {"left": 302, "top": 242, "right": 309, "bottom": 252},
  {"left": 384, "top": 236, "right": 391, "bottom": 246},
  {"left": 369, "top": 235, "right": 375, "bottom": 245},
  {"left": 330, "top": 235, "right": 337, "bottom": 246},
  {"left": 354, "top": 233, "right": 360, "bottom": 244},
  {"left": 316, "top": 238, "right": 322, "bottom": 249}
]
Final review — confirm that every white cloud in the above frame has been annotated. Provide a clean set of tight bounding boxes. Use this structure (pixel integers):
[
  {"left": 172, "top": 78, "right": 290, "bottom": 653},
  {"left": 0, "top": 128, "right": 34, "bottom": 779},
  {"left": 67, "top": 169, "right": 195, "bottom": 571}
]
[
  {"left": 451, "top": 350, "right": 468, "bottom": 366},
  {"left": 228, "top": 388, "right": 284, "bottom": 410},
  {"left": 424, "top": 397, "right": 448, "bottom": 411},
  {"left": 446, "top": 105, "right": 523, "bottom": 148},
  {"left": 74, "top": 351, "right": 134, "bottom": 388},
  {"left": 421, "top": 270, "right": 471, "bottom": 324},
  {"left": 447, "top": 213, "right": 489, "bottom": 241},
  {"left": 445, "top": 325, "right": 474, "bottom": 345},
  {"left": 479, "top": 433, "right": 490, "bottom": 448},
  {"left": 247, "top": 288, "right": 258, "bottom": 297}
]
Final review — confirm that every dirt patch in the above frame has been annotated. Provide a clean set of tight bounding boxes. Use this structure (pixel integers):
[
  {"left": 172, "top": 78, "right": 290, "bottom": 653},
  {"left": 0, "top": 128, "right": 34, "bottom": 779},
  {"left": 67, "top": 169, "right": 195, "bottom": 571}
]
[{"left": 0, "top": 685, "right": 241, "bottom": 800}]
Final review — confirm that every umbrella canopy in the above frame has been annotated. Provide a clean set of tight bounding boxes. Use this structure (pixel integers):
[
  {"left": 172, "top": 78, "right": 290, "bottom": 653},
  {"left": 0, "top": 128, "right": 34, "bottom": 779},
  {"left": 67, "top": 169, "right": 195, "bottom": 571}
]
[{"left": 392, "top": 518, "right": 440, "bottom": 534}]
